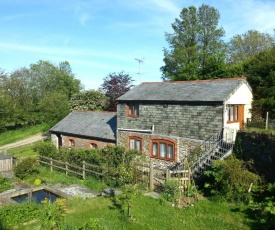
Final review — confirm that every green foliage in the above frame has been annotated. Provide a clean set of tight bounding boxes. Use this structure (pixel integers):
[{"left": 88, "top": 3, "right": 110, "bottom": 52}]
[
  {"left": 79, "top": 218, "right": 107, "bottom": 230},
  {"left": 0, "top": 201, "right": 40, "bottom": 228},
  {"left": 111, "top": 184, "right": 138, "bottom": 219},
  {"left": 33, "top": 141, "right": 58, "bottom": 159},
  {"left": 203, "top": 156, "right": 261, "bottom": 203},
  {"left": 39, "top": 92, "right": 70, "bottom": 128},
  {"left": 227, "top": 30, "right": 275, "bottom": 65},
  {"left": 100, "top": 147, "right": 138, "bottom": 187},
  {"left": 14, "top": 157, "right": 39, "bottom": 179},
  {"left": 162, "top": 179, "right": 180, "bottom": 203},
  {"left": 40, "top": 198, "right": 67, "bottom": 230},
  {"left": 70, "top": 89, "right": 108, "bottom": 111},
  {"left": 244, "top": 46, "right": 275, "bottom": 118},
  {"left": 0, "top": 176, "right": 13, "bottom": 193},
  {"left": 161, "top": 4, "right": 226, "bottom": 81}
]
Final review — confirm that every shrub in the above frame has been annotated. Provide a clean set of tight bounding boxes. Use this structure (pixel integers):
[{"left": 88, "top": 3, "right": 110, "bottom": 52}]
[
  {"left": 203, "top": 156, "right": 261, "bottom": 203},
  {"left": 0, "top": 176, "right": 13, "bottom": 193},
  {"left": 33, "top": 141, "right": 58, "bottom": 159},
  {"left": 162, "top": 179, "right": 180, "bottom": 203},
  {"left": 14, "top": 157, "right": 39, "bottom": 179}
]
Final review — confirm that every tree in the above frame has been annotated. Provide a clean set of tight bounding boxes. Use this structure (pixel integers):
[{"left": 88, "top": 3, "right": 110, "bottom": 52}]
[
  {"left": 39, "top": 92, "right": 70, "bottom": 128},
  {"left": 100, "top": 71, "right": 134, "bottom": 111},
  {"left": 243, "top": 47, "right": 275, "bottom": 118},
  {"left": 161, "top": 4, "right": 226, "bottom": 81},
  {"left": 228, "top": 30, "right": 275, "bottom": 65},
  {"left": 70, "top": 90, "right": 108, "bottom": 111}
]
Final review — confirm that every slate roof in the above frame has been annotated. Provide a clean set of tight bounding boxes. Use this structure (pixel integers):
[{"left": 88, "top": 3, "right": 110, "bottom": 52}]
[
  {"left": 50, "top": 111, "right": 116, "bottom": 141},
  {"left": 117, "top": 78, "right": 250, "bottom": 102}
]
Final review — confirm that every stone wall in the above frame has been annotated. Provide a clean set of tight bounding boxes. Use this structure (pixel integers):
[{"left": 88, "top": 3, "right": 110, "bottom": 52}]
[
  {"left": 117, "top": 102, "right": 223, "bottom": 140},
  {"left": 51, "top": 133, "right": 115, "bottom": 149},
  {"left": 117, "top": 131, "right": 202, "bottom": 167}
]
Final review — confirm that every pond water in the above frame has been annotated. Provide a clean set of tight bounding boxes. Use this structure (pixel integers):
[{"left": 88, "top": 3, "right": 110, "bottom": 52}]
[{"left": 11, "top": 189, "right": 61, "bottom": 204}]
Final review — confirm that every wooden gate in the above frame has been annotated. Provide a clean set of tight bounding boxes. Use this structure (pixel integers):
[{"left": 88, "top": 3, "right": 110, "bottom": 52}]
[{"left": 0, "top": 155, "right": 13, "bottom": 172}]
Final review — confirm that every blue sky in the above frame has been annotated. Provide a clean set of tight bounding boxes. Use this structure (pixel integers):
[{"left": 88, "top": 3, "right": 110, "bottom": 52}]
[{"left": 1, "top": 0, "right": 275, "bottom": 89}]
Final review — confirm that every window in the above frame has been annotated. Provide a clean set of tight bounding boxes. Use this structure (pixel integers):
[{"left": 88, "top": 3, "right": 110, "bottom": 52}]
[
  {"left": 129, "top": 136, "right": 142, "bottom": 153},
  {"left": 90, "top": 143, "right": 98, "bottom": 149},
  {"left": 69, "top": 139, "right": 75, "bottom": 148},
  {"left": 126, "top": 102, "right": 139, "bottom": 117},
  {"left": 151, "top": 139, "right": 175, "bottom": 161},
  {"left": 227, "top": 105, "right": 239, "bottom": 122}
]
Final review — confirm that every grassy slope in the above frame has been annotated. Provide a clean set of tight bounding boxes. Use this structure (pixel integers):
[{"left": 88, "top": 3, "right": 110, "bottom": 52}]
[{"left": 0, "top": 123, "right": 47, "bottom": 146}]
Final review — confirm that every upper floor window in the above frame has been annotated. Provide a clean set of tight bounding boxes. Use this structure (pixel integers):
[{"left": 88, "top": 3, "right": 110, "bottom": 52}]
[
  {"left": 126, "top": 102, "right": 139, "bottom": 117},
  {"left": 129, "top": 136, "right": 142, "bottom": 153},
  {"left": 151, "top": 139, "right": 175, "bottom": 161},
  {"left": 227, "top": 105, "right": 239, "bottom": 122}
]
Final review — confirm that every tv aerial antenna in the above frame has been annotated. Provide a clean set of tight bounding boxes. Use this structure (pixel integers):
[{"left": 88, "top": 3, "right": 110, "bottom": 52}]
[{"left": 135, "top": 58, "right": 144, "bottom": 83}]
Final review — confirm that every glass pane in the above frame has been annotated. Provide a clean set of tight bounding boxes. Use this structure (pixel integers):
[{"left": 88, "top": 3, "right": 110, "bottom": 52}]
[
  {"left": 136, "top": 140, "right": 141, "bottom": 151},
  {"left": 229, "top": 106, "right": 234, "bottom": 121},
  {"left": 235, "top": 106, "right": 238, "bottom": 120},
  {"left": 168, "top": 145, "right": 173, "bottom": 159},
  {"left": 153, "top": 143, "right": 158, "bottom": 156},
  {"left": 160, "top": 143, "right": 166, "bottom": 158},
  {"left": 130, "top": 139, "right": 135, "bottom": 149},
  {"left": 134, "top": 104, "right": 139, "bottom": 116}
]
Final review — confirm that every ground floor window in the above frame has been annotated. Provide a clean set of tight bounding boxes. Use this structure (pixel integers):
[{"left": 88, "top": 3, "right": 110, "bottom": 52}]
[
  {"left": 129, "top": 136, "right": 142, "bottom": 153},
  {"left": 69, "top": 139, "right": 75, "bottom": 148},
  {"left": 151, "top": 139, "right": 175, "bottom": 161}
]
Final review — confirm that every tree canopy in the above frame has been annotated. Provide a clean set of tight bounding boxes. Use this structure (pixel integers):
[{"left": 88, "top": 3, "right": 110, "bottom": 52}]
[
  {"left": 100, "top": 71, "right": 134, "bottom": 111},
  {"left": 161, "top": 4, "right": 226, "bottom": 81}
]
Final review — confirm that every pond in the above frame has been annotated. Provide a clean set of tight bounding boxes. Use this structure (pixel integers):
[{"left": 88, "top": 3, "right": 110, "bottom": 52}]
[{"left": 11, "top": 189, "right": 61, "bottom": 204}]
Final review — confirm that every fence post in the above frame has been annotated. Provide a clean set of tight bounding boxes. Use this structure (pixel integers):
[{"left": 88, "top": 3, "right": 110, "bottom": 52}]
[
  {"left": 266, "top": 112, "right": 269, "bottom": 130},
  {"left": 149, "top": 160, "right": 154, "bottom": 190},
  {"left": 65, "top": 162, "right": 68, "bottom": 177},
  {"left": 50, "top": 158, "right": 53, "bottom": 172},
  {"left": 166, "top": 168, "right": 170, "bottom": 182},
  {"left": 83, "top": 161, "right": 86, "bottom": 179}
]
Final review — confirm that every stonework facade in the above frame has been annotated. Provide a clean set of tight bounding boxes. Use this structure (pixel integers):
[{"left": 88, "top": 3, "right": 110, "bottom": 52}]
[
  {"left": 117, "top": 102, "right": 223, "bottom": 140},
  {"left": 116, "top": 102, "right": 223, "bottom": 165},
  {"left": 51, "top": 134, "right": 115, "bottom": 149}
]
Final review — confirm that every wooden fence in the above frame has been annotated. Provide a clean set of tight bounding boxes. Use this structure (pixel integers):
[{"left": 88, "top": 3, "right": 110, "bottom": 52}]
[
  {"left": 0, "top": 156, "right": 13, "bottom": 172},
  {"left": 37, "top": 156, "right": 104, "bottom": 179},
  {"left": 37, "top": 156, "right": 191, "bottom": 190}
]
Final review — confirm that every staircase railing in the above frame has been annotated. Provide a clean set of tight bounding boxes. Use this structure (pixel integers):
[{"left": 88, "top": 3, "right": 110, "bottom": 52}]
[{"left": 186, "top": 128, "right": 235, "bottom": 178}]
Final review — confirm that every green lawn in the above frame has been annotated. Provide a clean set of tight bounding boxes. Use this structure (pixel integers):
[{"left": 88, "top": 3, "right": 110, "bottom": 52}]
[{"left": 0, "top": 123, "right": 47, "bottom": 146}]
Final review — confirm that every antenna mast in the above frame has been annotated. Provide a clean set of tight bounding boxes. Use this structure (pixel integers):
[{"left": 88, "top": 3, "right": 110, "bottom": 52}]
[{"left": 135, "top": 58, "right": 144, "bottom": 83}]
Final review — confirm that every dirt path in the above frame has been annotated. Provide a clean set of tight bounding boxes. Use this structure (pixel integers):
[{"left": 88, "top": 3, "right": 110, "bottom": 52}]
[{"left": 0, "top": 133, "right": 48, "bottom": 151}]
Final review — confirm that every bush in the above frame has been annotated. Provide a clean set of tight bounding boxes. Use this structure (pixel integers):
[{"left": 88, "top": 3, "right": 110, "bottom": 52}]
[
  {"left": 0, "top": 176, "right": 13, "bottom": 193},
  {"left": 162, "top": 179, "right": 180, "bottom": 203},
  {"left": 203, "top": 156, "right": 261, "bottom": 203},
  {"left": 33, "top": 141, "right": 58, "bottom": 159},
  {"left": 14, "top": 157, "right": 39, "bottom": 179}
]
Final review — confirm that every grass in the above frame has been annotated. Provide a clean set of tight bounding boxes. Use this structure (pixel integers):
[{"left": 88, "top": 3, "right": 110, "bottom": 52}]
[
  {"left": 2, "top": 166, "right": 259, "bottom": 230},
  {"left": 0, "top": 123, "right": 47, "bottom": 146},
  {"left": 245, "top": 127, "right": 275, "bottom": 134},
  {"left": 6, "top": 143, "right": 40, "bottom": 158}
]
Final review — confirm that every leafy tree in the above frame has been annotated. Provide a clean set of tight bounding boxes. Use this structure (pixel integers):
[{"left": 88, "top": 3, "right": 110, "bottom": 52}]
[
  {"left": 100, "top": 71, "right": 134, "bottom": 111},
  {"left": 161, "top": 4, "right": 226, "bottom": 81},
  {"left": 30, "top": 60, "right": 81, "bottom": 100},
  {"left": 39, "top": 92, "right": 70, "bottom": 127},
  {"left": 228, "top": 30, "right": 275, "bottom": 65},
  {"left": 243, "top": 47, "right": 275, "bottom": 118},
  {"left": 70, "top": 89, "right": 108, "bottom": 111}
]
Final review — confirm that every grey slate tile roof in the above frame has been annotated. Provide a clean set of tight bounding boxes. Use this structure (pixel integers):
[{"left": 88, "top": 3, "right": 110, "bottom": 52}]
[
  {"left": 50, "top": 111, "right": 116, "bottom": 141},
  {"left": 117, "top": 78, "right": 250, "bottom": 102}
]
